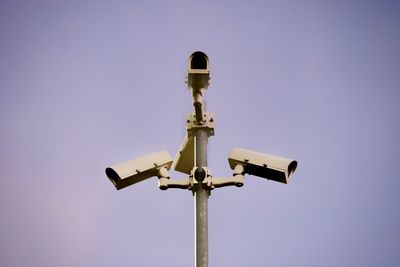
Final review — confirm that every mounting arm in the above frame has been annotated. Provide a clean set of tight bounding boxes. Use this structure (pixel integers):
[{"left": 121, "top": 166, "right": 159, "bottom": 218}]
[
  {"left": 211, "top": 164, "right": 245, "bottom": 188},
  {"left": 157, "top": 166, "right": 191, "bottom": 190}
]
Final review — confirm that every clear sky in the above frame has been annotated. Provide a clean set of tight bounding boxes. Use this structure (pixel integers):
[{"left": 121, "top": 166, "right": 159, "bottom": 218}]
[{"left": 1, "top": 1, "right": 399, "bottom": 266}]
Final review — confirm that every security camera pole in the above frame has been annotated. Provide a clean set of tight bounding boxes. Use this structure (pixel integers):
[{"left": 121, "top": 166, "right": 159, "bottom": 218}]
[
  {"left": 188, "top": 52, "right": 212, "bottom": 267},
  {"left": 105, "top": 51, "right": 297, "bottom": 267}
]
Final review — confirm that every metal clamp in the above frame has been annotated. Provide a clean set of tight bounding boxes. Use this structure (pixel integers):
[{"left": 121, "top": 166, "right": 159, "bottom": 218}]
[
  {"left": 186, "top": 112, "right": 215, "bottom": 137},
  {"left": 189, "top": 166, "right": 213, "bottom": 190}
]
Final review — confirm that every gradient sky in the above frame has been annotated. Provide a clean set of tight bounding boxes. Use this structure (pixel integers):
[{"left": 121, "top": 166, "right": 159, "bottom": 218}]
[{"left": 1, "top": 1, "right": 399, "bottom": 266}]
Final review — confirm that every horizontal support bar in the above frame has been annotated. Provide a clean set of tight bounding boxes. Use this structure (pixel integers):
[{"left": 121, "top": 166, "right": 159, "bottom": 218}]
[
  {"left": 211, "top": 175, "right": 244, "bottom": 188},
  {"left": 158, "top": 177, "right": 191, "bottom": 190}
]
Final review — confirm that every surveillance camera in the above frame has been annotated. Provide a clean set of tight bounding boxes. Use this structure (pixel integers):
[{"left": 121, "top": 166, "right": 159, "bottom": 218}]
[
  {"left": 105, "top": 150, "right": 173, "bottom": 190},
  {"left": 228, "top": 148, "right": 297, "bottom": 184},
  {"left": 187, "top": 51, "right": 210, "bottom": 90}
]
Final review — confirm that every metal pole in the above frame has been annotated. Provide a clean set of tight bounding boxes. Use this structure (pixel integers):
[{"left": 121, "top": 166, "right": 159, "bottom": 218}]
[{"left": 195, "top": 129, "right": 209, "bottom": 267}]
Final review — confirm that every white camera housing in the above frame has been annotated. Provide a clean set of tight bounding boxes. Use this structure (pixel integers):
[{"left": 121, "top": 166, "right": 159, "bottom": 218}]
[
  {"left": 106, "top": 150, "right": 173, "bottom": 190},
  {"left": 187, "top": 51, "right": 210, "bottom": 90},
  {"left": 228, "top": 148, "right": 297, "bottom": 184}
]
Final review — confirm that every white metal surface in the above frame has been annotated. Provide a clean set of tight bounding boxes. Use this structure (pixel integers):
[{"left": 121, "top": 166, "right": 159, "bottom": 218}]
[{"left": 172, "top": 135, "right": 195, "bottom": 175}]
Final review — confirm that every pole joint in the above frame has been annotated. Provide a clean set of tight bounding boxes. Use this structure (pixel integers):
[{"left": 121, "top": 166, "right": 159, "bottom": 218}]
[
  {"left": 186, "top": 112, "right": 215, "bottom": 137},
  {"left": 189, "top": 167, "right": 213, "bottom": 192}
]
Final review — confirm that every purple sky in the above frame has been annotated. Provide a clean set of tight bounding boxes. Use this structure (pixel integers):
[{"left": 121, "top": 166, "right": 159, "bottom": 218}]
[{"left": 1, "top": 1, "right": 399, "bottom": 266}]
